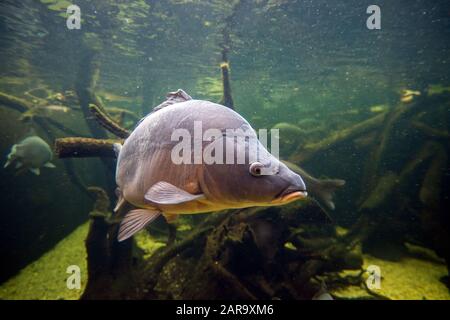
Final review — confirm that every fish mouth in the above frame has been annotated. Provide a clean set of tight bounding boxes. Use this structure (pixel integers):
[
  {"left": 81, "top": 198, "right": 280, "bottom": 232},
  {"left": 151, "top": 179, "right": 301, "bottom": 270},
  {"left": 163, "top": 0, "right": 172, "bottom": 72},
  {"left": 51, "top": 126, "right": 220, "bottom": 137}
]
[{"left": 271, "top": 187, "right": 308, "bottom": 204}]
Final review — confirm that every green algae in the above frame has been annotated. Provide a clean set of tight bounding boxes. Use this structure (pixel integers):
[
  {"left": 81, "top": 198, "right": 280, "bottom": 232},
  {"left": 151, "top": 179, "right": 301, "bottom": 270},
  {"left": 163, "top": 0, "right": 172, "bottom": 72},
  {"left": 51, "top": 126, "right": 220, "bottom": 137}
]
[
  {"left": 135, "top": 230, "right": 166, "bottom": 260},
  {"left": 0, "top": 222, "right": 89, "bottom": 300},
  {"left": 40, "top": 0, "right": 72, "bottom": 12},
  {"left": 0, "top": 222, "right": 166, "bottom": 299},
  {"left": 1, "top": 220, "right": 448, "bottom": 300},
  {"left": 332, "top": 252, "right": 450, "bottom": 300}
]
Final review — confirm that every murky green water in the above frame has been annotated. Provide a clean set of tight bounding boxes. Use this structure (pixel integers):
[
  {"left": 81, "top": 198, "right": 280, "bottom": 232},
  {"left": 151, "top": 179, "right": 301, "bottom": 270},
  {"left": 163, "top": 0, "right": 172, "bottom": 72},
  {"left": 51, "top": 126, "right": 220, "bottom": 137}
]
[{"left": 0, "top": 0, "right": 449, "bottom": 300}]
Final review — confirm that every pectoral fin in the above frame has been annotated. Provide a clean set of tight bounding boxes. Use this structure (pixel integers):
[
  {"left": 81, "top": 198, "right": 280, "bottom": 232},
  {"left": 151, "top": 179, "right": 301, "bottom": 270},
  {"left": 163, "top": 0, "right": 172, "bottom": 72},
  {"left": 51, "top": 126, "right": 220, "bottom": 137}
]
[
  {"left": 118, "top": 209, "right": 161, "bottom": 242},
  {"left": 145, "top": 181, "right": 205, "bottom": 205},
  {"left": 4, "top": 160, "right": 11, "bottom": 168},
  {"left": 29, "top": 168, "right": 40, "bottom": 175},
  {"left": 44, "top": 162, "right": 56, "bottom": 168}
]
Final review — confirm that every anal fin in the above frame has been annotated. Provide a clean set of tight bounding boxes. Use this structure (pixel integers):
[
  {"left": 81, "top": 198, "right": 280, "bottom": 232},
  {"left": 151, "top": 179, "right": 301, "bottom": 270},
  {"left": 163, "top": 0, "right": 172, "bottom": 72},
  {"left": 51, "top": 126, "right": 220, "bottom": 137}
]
[{"left": 118, "top": 209, "right": 161, "bottom": 242}]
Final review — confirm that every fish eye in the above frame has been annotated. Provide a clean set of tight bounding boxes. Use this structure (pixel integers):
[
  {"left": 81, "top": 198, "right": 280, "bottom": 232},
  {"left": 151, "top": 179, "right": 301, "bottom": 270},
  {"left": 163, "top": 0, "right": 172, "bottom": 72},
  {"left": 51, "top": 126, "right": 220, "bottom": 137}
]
[{"left": 249, "top": 162, "right": 264, "bottom": 177}]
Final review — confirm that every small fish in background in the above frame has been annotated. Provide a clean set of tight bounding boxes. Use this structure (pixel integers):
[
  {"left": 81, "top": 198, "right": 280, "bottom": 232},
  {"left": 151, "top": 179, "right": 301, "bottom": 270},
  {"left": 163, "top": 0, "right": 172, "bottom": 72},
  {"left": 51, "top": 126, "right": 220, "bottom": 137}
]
[
  {"left": 4, "top": 136, "right": 55, "bottom": 175},
  {"left": 282, "top": 160, "right": 345, "bottom": 212},
  {"left": 400, "top": 89, "right": 421, "bottom": 103}
]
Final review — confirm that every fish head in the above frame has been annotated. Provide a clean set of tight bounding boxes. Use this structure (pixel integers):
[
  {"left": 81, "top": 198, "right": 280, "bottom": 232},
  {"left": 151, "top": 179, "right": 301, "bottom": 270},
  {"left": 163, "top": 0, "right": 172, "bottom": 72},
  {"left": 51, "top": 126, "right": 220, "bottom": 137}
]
[
  {"left": 266, "top": 160, "right": 308, "bottom": 206},
  {"left": 202, "top": 140, "right": 307, "bottom": 207},
  {"left": 4, "top": 144, "right": 19, "bottom": 168}
]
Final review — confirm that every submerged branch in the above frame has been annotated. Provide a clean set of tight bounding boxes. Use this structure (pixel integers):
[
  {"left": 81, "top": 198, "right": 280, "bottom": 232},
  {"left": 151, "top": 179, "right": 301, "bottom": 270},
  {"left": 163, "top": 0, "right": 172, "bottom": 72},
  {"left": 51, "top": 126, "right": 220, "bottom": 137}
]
[
  {"left": 0, "top": 91, "right": 86, "bottom": 138},
  {"left": 75, "top": 49, "right": 108, "bottom": 140},
  {"left": 411, "top": 120, "right": 450, "bottom": 140},
  {"left": 359, "top": 105, "right": 406, "bottom": 200},
  {"left": 55, "top": 137, "right": 122, "bottom": 158},
  {"left": 211, "top": 262, "right": 257, "bottom": 300},
  {"left": 290, "top": 95, "right": 448, "bottom": 164},
  {"left": 89, "top": 104, "right": 130, "bottom": 138},
  {"left": 219, "top": 61, "right": 234, "bottom": 110},
  {"left": 289, "top": 112, "right": 388, "bottom": 163},
  {"left": 0, "top": 92, "right": 34, "bottom": 112},
  {"left": 106, "top": 107, "right": 140, "bottom": 123},
  {"left": 217, "top": 1, "right": 243, "bottom": 110},
  {"left": 147, "top": 226, "right": 214, "bottom": 278}
]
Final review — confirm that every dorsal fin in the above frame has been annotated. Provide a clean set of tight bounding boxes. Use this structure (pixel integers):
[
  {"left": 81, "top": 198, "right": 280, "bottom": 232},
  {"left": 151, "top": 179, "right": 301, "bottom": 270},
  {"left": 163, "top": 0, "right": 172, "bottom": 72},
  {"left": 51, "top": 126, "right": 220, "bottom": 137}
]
[
  {"left": 134, "top": 89, "right": 193, "bottom": 130},
  {"left": 152, "top": 89, "right": 192, "bottom": 112}
]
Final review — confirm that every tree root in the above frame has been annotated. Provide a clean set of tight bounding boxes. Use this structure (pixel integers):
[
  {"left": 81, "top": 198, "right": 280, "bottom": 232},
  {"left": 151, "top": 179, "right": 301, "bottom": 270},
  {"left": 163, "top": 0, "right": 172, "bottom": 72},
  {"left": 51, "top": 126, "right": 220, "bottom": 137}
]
[
  {"left": 55, "top": 137, "right": 122, "bottom": 158},
  {"left": 89, "top": 103, "right": 130, "bottom": 138},
  {"left": 411, "top": 120, "right": 450, "bottom": 140}
]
